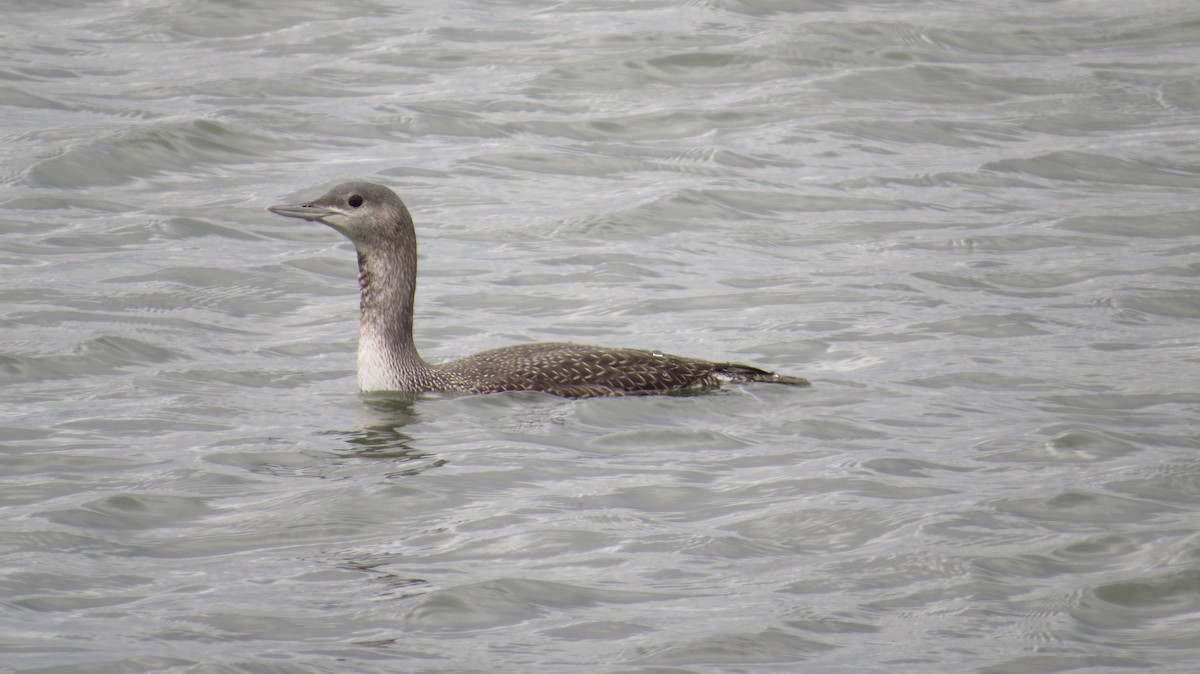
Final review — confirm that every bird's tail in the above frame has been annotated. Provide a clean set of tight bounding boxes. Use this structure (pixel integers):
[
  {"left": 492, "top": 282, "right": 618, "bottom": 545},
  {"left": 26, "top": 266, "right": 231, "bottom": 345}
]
[{"left": 715, "top": 363, "right": 810, "bottom": 387}]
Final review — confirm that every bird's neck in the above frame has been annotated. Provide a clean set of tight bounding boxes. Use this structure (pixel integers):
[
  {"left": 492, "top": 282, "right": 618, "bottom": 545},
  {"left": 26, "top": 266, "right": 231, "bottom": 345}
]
[{"left": 354, "top": 242, "right": 431, "bottom": 390}]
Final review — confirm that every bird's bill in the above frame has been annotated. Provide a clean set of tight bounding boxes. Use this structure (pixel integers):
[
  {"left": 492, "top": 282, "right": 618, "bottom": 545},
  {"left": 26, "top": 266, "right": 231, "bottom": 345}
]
[{"left": 266, "top": 203, "right": 341, "bottom": 221}]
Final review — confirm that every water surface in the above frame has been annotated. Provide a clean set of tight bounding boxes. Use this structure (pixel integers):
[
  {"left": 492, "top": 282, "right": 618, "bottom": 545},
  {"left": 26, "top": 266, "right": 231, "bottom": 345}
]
[{"left": 2, "top": 1, "right": 1199, "bottom": 672}]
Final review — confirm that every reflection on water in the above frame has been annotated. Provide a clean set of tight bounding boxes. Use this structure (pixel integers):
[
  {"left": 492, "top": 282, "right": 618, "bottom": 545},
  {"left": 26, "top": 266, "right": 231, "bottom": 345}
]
[{"left": 325, "top": 394, "right": 449, "bottom": 474}]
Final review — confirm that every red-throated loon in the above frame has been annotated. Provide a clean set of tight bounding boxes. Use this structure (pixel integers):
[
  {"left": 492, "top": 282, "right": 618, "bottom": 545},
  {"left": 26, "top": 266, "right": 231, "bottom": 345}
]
[{"left": 268, "top": 182, "right": 809, "bottom": 398}]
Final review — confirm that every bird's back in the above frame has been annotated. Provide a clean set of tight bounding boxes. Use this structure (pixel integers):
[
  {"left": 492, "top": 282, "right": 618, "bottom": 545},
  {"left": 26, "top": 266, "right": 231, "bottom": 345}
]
[{"left": 434, "top": 342, "right": 806, "bottom": 398}]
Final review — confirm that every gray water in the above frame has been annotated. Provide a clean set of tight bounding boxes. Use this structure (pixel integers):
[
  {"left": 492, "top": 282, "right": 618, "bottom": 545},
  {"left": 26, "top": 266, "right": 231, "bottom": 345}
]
[{"left": 2, "top": 1, "right": 1199, "bottom": 672}]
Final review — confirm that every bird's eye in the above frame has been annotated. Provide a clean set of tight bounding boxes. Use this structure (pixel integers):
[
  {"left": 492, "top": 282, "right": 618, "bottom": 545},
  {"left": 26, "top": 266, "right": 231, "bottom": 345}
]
[{"left": 347, "top": 194, "right": 363, "bottom": 208}]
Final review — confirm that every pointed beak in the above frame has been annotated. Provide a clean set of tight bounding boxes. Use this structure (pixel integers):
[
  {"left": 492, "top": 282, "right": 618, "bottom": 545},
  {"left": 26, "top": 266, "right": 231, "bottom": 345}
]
[{"left": 267, "top": 203, "right": 340, "bottom": 222}]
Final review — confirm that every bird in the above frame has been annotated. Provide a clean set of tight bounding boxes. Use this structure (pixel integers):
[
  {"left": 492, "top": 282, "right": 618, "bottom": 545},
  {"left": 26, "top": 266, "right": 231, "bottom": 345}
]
[{"left": 267, "top": 182, "right": 809, "bottom": 398}]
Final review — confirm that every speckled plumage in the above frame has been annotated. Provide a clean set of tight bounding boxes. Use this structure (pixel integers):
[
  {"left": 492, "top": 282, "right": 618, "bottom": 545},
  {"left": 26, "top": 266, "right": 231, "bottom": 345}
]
[{"left": 268, "top": 182, "right": 809, "bottom": 398}]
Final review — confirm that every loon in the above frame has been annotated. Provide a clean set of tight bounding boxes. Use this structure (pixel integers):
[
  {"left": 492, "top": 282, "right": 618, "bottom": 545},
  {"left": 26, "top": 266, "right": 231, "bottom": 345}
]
[{"left": 268, "top": 182, "right": 809, "bottom": 398}]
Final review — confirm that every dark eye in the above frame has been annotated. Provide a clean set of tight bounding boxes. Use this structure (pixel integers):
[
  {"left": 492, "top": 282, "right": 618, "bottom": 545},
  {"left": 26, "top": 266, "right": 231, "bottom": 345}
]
[{"left": 347, "top": 194, "right": 363, "bottom": 208}]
